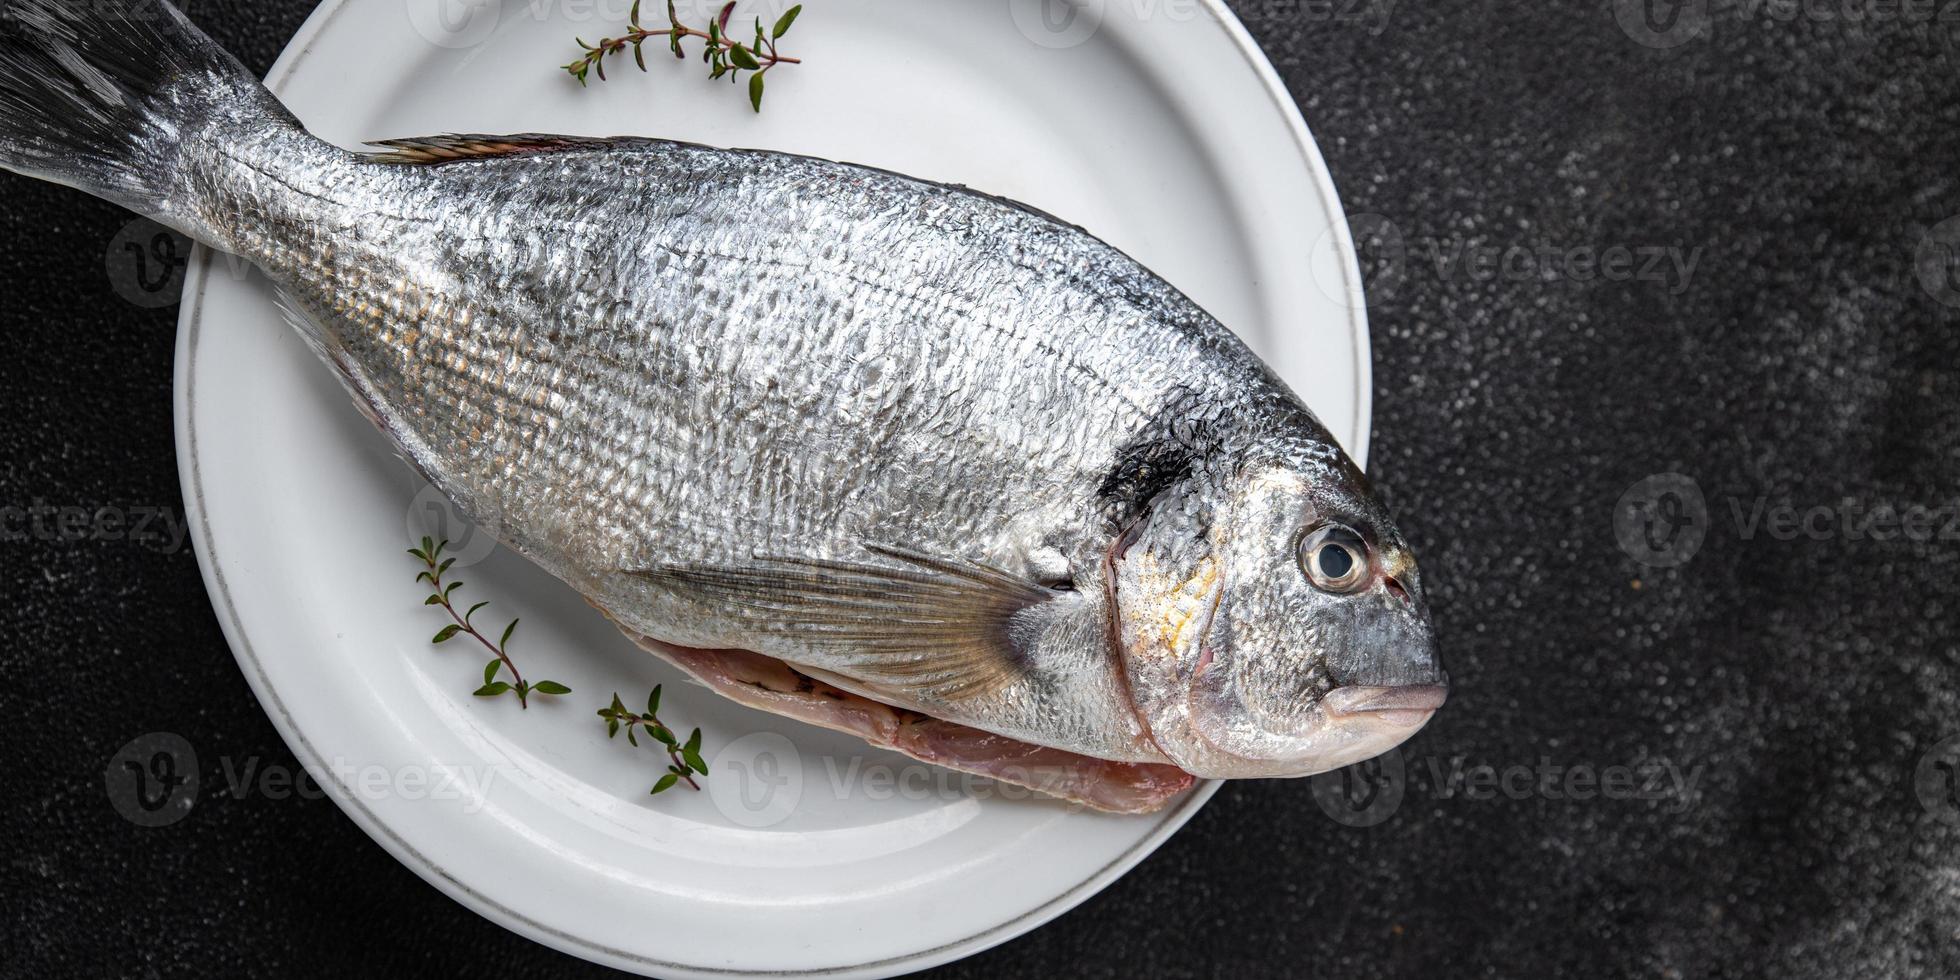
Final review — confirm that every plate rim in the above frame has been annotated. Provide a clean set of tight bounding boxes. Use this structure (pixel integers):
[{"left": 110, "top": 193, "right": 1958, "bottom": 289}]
[{"left": 171, "top": 1, "right": 1371, "bottom": 975}]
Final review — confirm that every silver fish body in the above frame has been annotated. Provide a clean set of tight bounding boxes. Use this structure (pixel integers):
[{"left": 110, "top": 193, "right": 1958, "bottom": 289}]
[{"left": 0, "top": 0, "right": 1446, "bottom": 811}]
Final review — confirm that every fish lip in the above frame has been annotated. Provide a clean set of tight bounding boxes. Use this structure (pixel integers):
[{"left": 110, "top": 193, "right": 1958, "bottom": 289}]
[{"left": 1320, "top": 683, "right": 1450, "bottom": 721}]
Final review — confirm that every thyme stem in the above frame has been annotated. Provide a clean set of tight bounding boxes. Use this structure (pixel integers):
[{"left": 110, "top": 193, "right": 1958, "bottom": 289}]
[
  {"left": 563, "top": 1, "right": 804, "bottom": 112},
  {"left": 408, "top": 537, "right": 570, "bottom": 708},
  {"left": 423, "top": 552, "right": 530, "bottom": 707}
]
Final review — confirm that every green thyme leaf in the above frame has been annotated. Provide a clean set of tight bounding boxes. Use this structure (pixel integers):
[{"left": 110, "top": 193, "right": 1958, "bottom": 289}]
[
  {"left": 562, "top": 0, "right": 801, "bottom": 111},
  {"left": 773, "top": 5, "right": 800, "bottom": 38}
]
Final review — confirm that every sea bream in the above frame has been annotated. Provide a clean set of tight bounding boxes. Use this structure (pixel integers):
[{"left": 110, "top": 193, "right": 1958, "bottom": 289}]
[{"left": 0, "top": 0, "right": 1446, "bottom": 812}]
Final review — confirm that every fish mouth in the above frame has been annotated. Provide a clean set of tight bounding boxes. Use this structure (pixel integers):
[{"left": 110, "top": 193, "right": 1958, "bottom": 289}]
[
  {"left": 1179, "top": 680, "right": 1446, "bottom": 778},
  {"left": 1320, "top": 683, "right": 1449, "bottom": 728}
]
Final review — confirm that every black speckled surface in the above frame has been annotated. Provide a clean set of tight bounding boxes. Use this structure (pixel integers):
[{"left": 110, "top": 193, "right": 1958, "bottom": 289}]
[{"left": 4, "top": 1, "right": 1959, "bottom": 977}]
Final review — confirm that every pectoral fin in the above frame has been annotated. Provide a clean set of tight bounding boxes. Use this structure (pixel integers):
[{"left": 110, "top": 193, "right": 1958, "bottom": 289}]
[{"left": 626, "top": 545, "right": 1059, "bottom": 702}]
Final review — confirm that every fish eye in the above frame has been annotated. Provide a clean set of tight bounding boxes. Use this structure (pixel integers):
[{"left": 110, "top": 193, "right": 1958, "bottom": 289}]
[{"left": 1299, "top": 523, "right": 1370, "bottom": 593}]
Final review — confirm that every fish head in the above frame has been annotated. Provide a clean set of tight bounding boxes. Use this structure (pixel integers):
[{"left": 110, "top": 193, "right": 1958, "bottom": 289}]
[{"left": 1108, "top": 448, "right": 1444, "bottom": 779}]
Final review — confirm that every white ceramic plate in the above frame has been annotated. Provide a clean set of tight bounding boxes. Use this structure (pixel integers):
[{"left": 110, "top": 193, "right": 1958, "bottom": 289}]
[{"left": 173, "top": 0, "right": 1369, "bottom": 975}]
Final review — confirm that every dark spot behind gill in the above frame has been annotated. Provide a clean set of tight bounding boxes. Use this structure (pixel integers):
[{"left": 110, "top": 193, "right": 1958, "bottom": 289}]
[{"left": 1096, "top": 387, "right": 1222, "bottom": 531}]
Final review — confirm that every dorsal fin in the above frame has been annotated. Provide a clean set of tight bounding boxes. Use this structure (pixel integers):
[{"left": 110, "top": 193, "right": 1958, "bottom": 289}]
[{"left": 360, "top": 133, "right": 618, "bottom": 165}]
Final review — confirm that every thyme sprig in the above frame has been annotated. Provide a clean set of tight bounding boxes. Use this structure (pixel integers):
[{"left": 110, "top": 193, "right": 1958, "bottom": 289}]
[
  {"left": 565, "top": 1, "right": 803, "bottom": 112},
  {"left": 408, "top": 537, "right": 571, "bottom": 709},
  {"left": 598, "top": 685, "right": 709, "bottom": 794}
]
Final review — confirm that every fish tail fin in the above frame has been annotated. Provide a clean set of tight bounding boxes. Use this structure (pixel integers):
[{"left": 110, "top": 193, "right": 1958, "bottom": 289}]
[{"left": 0, "top": 0, "right": 300, "bottom": 239}]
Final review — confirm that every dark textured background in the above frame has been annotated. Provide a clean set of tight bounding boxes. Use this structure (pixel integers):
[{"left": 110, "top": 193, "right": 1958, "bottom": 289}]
[{"left": 5, "top": 0, "right": 1960, "bottom": 976}]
